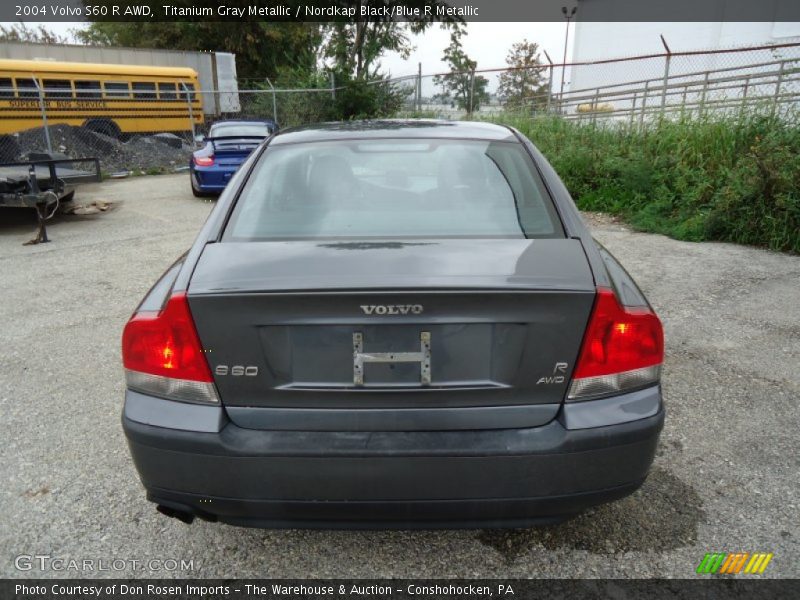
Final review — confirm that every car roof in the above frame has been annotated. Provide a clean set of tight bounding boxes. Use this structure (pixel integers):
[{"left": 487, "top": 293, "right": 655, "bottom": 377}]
[{"left": 270, "top": 120, "right": 518, "bottom": 145}]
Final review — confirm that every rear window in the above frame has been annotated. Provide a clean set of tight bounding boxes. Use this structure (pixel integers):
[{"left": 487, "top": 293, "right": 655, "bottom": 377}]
[
  {"left": 209, "top": 123, "right": 274, "bottom": 138},
  {"left": 224, "top": 139, "right": 563, "bottom": 241}
]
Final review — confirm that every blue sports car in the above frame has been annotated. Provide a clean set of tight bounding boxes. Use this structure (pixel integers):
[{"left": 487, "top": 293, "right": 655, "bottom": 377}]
[{"left": 190, "top": 120, "right": 277, "bottom": 197}]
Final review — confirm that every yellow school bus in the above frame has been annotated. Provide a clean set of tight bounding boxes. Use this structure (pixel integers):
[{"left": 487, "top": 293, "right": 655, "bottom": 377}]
[{"left": 0, "top": 59, "right": 203, "bottom": 138}]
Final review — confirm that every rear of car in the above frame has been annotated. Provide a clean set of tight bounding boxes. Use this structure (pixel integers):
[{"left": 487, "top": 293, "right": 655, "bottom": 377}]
[
  {"left": 123, "top": 121, "right": 664, "bottom": 528},
  {"left": 190, "top": 120, "right": 276, "bottom": 196}
]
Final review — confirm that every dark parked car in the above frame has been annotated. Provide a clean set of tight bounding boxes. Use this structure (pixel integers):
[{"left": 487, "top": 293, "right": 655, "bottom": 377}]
[
  {"left": 190, "top": 119, "right": 277, "bottom": 197},
  {"left": 122, "top": 120, "right": 664, "bottom": 529}
]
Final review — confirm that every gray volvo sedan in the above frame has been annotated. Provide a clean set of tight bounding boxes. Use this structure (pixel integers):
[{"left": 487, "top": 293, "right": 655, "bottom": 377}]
[{"left": 122, "top": 120, "right": 664, "bottom": 528}]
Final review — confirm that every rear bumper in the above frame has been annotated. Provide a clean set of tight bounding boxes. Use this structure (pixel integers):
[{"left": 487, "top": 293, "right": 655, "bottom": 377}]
[
  {"left": 190, "top": 166, "right": 237, "bottom": 192},
  {"left": 122, "top": 388, "right": 664, "bottom": 529}
]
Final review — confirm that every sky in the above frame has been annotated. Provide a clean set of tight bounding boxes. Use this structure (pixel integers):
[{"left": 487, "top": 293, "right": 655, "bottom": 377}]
[
  {"left": 379, "top": 22, "right": 569, "bottom": 77},
  {"left": 380, "top": 22, "right": 570, "bottom": 96}
]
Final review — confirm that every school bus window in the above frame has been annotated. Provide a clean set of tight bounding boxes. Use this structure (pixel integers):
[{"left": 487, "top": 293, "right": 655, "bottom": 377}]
[
  {"left": 178, "top": 82, "right": 195, "bottom": 101},
  {"left": 15, "top": 79, "right": 38, "bottom": 98},
  {"left": 0, "top": 78, "right": 13, "bottom": 98},
  {"left": 43, "top": 79, "right": 73, "bottom": 99},
  {"left": 75, "top": 80, "right": 102, "bottom": 99},
  {"left": 104, "top": 81, "right": 130, "bottom": 98},
  {"left": 132, "top": 82, "right": 156, "bottom": 99},
  {"left": 158, "top": 82, "right": 177, "bottom": 101}
]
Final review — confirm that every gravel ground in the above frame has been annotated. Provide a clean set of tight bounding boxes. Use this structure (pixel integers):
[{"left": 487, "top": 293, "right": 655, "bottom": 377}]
[{"left": 0, "top": 174, "right": 798, "bottom": 579}]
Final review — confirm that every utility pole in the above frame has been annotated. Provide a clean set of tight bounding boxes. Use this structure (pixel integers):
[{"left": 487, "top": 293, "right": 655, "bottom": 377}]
[
  {"left": 469, "top": 69, "right": 476, "bottom": 115},
  {"left": 417, "top": 62, "right": 422, "bottom": 112},
  {"left": 543, "top": 49, "right": 554, "bottom": 114},
  {"left": 559, "top": 5, "right": 577, "bottom": 110},
  {"left": 660, "top": 34, "right": 672, "bottom": 116}
]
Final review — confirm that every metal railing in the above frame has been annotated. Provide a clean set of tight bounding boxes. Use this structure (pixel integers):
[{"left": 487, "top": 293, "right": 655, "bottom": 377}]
[
  {"left": 558, "top": 57, "right": 800, "bottom": 125},
  {"left": 387, "top": 41, "right": 800, "bottom": 125}
]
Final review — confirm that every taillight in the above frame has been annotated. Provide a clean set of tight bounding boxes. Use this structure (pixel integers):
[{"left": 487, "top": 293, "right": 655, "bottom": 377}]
[
  {"left": 568, "top": 287, "right": 663, "bottom": 401},
  {"left": 122, "top": 292, "right": 218, "bottom": 404},
  {"left": 194, "top": 155, "right": 214, "bottom": 167}
]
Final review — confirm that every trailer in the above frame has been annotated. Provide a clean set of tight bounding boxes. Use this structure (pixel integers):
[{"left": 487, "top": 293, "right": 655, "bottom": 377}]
[{"left": 0, "top": 156, "right": 101, "bottom": 244}]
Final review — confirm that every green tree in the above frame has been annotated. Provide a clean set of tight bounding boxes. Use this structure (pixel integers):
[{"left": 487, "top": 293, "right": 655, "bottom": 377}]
[
  {"left": 317, "top": 3, "right": 460, "bottom": 121},
  {"left": 325, "top": 21, "right": 412, "bottom": 81},
  {"left": 0, "top": 23, "right": 68, "bottom": 44},
  {"left": 433, "top": 25, "right": 489, "bottom": 114},
  {"left": 322, "top": 2, "right": 461, "bottom": 81},
  {"left": 77, "top": 2, "right": 459, "bottom": 83},
  {"left": 497, "top": 39, "right": 549, "bottom": 111},
  {"left": 75, "top": 1, "right": 460, "bottom": 123},
  {"left": 75, "top": 22, "right": 323, "bottom": 81}
]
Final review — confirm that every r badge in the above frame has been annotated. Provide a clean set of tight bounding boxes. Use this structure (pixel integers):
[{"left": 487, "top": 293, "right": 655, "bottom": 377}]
[{"left": 536, "top": 362, "right": 568, "bottom": 385}]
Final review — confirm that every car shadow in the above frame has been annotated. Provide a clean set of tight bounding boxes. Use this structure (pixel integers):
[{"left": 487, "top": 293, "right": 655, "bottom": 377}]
[
  {"left": 477, "top": 466, "right": 705, "bottom": 564},
  {"left": 194, "top": 466, "right": 703, "bottom": 575}
]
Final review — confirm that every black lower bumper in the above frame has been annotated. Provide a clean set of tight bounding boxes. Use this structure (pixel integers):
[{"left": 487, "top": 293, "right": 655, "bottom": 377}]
[
  {"left": 122, "top": 403, "right": 664, "bottom": 529},
  {"left": 148, "top": 482, "right": 644, "bottom": 529}
]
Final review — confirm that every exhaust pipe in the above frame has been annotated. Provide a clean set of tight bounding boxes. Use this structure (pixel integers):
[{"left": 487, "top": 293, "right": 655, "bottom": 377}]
[{"left": 156, "top": 504, "right": 195, "bottom": 524}]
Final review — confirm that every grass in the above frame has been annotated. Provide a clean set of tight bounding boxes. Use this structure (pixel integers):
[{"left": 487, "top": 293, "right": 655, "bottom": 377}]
[{"left": 488, "top": 112, "right": 800, "bottom": 254}]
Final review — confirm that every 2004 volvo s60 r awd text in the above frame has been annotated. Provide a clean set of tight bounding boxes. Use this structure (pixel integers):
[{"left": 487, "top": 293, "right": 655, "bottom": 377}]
[{"left": 121, "top": 120, "right": 664, "bottom": 529}]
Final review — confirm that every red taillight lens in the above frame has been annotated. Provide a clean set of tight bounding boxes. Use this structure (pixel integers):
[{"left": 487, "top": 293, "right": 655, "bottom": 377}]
[
  {"left": 194, "top": 155, "right": 214, "bottom": 167},
  {"left": 573, "top": 288, "right": 663, "bottom": 378},
  {"left": 569, "top": 288, "right": 663, "bottom": 400},
  {"left": 122, "top": 292, "right": 213, "bottom": 383}
]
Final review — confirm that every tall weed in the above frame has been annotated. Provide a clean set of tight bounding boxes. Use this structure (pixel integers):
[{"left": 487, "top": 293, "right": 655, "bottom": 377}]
[{"left": 490, "top": 113, "right": 799, "bottom": 253}]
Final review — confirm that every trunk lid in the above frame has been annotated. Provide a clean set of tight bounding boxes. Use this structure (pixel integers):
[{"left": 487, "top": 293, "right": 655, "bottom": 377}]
[{"left": 188, "top": 239, "right": 595, "bottom": 427}]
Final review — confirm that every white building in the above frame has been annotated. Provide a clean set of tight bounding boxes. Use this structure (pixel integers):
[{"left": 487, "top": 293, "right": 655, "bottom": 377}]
[{"left": 563, "top": 1, "right": 800, "bottom": 113}]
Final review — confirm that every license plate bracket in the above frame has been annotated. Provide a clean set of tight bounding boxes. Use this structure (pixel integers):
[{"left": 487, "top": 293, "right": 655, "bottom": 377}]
[{"left": 353, "top": 331, "right": 431, "bottom": 386}]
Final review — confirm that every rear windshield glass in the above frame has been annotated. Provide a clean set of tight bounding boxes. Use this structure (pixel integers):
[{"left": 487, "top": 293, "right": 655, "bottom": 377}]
[
  {"left": 224, "top": 139, "right": 563, "bottom": 241},
  {"left": 209, "top": 123, "right": 274, "bottom": 138}
]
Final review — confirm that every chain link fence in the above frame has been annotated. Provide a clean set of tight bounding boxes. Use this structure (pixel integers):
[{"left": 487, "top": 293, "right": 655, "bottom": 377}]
[
  {"left": 2, "top": 41, "right": 798, "bottom": 173},
  {"left": 390, "top": 41, "right": 800, "bottom": 125},
  {"left": 558, "top": 42, "right": 800, "bottom": 126},
  {"left": 0, "top": 78, "right": 203, "bottom": 174},
  {"left": 0, "top": 82, "right": 346, "bottom": 174}
]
